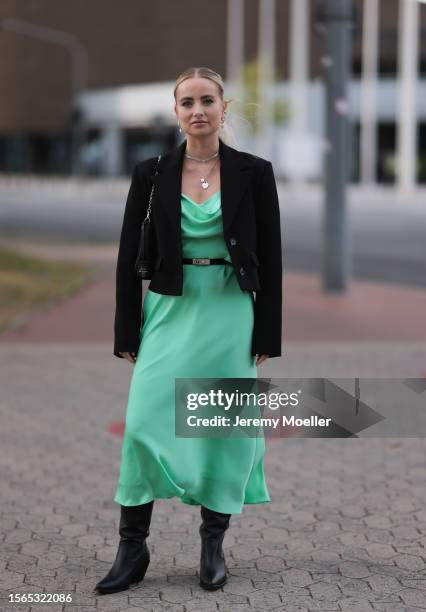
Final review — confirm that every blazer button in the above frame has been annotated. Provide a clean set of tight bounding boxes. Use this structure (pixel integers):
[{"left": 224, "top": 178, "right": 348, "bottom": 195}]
[
  {"left": 230, "top": 237, "right": 237, "bottom": 246},
  {"left": 239, "top": 267, "right": 245, "bottom": 276}
]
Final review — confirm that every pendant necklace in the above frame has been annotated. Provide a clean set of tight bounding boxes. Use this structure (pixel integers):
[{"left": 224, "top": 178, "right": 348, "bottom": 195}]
[
  {"left": 199, "top": 156, "right": 219, "bottom": 190},
  {"left": 184, "top": 151, "right": 219, "bottom": 190}
]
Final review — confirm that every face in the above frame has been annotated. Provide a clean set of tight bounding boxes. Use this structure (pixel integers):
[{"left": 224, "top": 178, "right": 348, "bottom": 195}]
[{"left": 174, "top": 77, "right": 227, "bottom": 138}]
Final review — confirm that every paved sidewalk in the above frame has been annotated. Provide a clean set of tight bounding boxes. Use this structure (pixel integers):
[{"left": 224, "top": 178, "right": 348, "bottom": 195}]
[
  {"left": 1, "top": 241, "right": 426, "bottom": 611},
  {"left": 1, "top": 344, "right": 426, "bottom": 612}
]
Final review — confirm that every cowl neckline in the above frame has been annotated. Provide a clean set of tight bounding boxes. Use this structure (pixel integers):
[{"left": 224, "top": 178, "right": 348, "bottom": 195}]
[{"left": 181, "top": 191, "right": 220, "bottom": 207}]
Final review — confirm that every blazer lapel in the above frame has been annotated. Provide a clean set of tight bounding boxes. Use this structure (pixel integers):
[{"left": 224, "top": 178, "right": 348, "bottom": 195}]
[
  {"left": 150, "top": 138, "right": 253, "bottom": 233},
  {"left": 219, "top": 139, "right": 253, "bottom": 232}
]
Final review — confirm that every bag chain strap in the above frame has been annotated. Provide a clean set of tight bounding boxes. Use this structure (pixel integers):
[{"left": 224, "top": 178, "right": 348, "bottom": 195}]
[{"left": 143, "top": 154, "right": 162, "bottom": 224}]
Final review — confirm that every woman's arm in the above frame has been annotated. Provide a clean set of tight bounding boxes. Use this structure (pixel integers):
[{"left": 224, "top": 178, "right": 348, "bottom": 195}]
[
  {"left": 252, "top": 160, "right": 283, "bottom": 358},
  {"left": 113, "top": 163, "right": 148, "bottom": 359}
]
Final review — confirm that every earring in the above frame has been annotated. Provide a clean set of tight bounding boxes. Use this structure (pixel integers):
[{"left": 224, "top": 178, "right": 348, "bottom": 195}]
[{"left": 178, "top": 122, "right": 182, "bottom": 133}]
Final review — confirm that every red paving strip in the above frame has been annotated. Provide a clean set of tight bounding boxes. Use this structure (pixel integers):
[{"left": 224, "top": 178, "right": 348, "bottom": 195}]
[
  {"left": 1, "top": 268, "right": 425, "bottom": 344},
  {"left": 284, "top": 272, "right": 426, "bottom": 341},
  {"left": 1, "top": 267, "right": 116, "bottom": 343}
]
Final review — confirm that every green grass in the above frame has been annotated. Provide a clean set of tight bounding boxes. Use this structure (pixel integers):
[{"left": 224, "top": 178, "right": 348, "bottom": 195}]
[{"left": 0, "top": 247, "right": 95, "bottom": 333}]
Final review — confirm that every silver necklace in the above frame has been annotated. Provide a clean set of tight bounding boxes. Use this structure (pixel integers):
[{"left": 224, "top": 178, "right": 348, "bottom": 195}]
[
  {"left": 184, "top": 150, "right": 219, "bottom": 163},
  {"left": 185, "top": 155, "right": 219, "bottom": 190}
]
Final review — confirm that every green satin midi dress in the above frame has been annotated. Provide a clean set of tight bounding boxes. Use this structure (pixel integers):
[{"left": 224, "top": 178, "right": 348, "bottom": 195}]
[{"left": 113, "top": 190, "right": 270, "bottom": 514}]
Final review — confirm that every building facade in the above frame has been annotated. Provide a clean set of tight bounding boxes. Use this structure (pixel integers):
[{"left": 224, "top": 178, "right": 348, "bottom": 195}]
[{"left": 1, "top": 0, "right": 425, "bottom": 182}]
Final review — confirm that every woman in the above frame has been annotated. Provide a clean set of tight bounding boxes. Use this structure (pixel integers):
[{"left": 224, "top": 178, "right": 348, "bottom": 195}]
[{"left": 95, "top": 66, "right": 282, "bottom": 595}]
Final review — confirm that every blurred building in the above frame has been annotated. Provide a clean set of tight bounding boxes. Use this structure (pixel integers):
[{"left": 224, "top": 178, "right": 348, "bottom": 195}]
[{"left": 0, "top": 0, "right": 426, "bottom": 182}]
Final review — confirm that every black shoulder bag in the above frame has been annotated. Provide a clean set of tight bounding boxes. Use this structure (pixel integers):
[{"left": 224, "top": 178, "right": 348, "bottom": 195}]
[{"left": 134, "top": 154, "right": 162, "bottom": 279}]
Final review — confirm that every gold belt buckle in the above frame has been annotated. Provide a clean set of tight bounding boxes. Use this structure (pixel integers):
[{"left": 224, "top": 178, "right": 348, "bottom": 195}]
[{"left": 192, "top": 258, "right": 210, "bottom": 265}]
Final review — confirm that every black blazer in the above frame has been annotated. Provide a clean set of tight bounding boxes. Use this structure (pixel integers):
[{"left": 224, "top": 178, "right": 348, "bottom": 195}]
[{"left": 114, "top": 137, "right": 283, "bottom": 359}]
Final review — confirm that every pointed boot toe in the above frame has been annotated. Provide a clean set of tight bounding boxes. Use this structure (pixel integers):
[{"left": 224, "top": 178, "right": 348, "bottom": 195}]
[{"left": 95, "top": 539, "right": 150, "bottom": 594}]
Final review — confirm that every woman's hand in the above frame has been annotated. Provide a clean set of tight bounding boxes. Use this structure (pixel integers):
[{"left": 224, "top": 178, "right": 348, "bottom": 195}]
[
  {"left": 119, "top": 351, "right": 137, "bottom": 364},
  {"left": 256, "top": 354, "right": 269, "bottom": 366}
]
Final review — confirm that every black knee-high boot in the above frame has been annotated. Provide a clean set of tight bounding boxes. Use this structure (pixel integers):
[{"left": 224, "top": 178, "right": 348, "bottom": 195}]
[
  {"left": 199, "top": 505, "right": 231, "bottom": 590},
  {"left": 95, "top": 501, "right": 154, "bottom": 595}
]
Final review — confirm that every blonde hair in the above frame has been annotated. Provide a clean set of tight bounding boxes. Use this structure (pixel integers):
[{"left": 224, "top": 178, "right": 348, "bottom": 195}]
[{"left": 173, "top": 66, "right": 238, "bottom": 148}]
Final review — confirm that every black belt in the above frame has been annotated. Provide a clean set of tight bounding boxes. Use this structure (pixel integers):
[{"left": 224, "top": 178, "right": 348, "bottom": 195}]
[{"left": 183, "top": 258, "right": 231, "bottom": 266}]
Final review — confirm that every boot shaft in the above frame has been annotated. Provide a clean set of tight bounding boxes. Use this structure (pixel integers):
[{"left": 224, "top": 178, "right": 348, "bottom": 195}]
[
  {"left": 199, "top": 505, "right": 231, "bottom": 540},
  {"left": 119, "top": 501, "right": 154, "bottom": 541}
]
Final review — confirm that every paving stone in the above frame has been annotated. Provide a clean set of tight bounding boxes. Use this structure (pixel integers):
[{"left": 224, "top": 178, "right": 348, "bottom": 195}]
[
  {"left": 247, "top": 589, "right": 283, "bottom": 608},
  {"left": 394, "top": 553, "right": 426, "bottom": 571},
  {"left": 308, "top": 581, "right": 341, "bottom": 600},
  {"left": 366, "top": 573, "right": 403, "bottom": 596},
  {"left": 229, "top": 545, "right": 262, "bottom": 562},
  {"left": 390, "top": 525, "right": 421, "bottom": 541},
  {"left": 339, "top": 532, "right": 369, "bottom": 547},
  {"left": 338, "top": 561, "right": 371, "bottom": 579},
  {"left": 365, "top": 543, "right": 397, "bottom": 560},
  {"left": 281, "top": 568, "right": 313, "bottom": 588},
  {"left": 399, "top": 587, "right": 426, "bottom": 608},
  {"left": 364, "top": 515, "right": 393, "bottom": 529},
  {"left": 77, "top": 534, "right": 105, "bottom": 550},
  {"left": 159, "top": 585, "right": 194, "bottom": 604},
  {"left": 210, "top": 592, "right": 249, "bottom": 606},
  {"left": 221, "top": 577, "right": 256, "bottom": 595},
  {"left": 91, "top": 594, "right": 130, "bottom": 610},
  {"left": 258, "top": 527, "right": 289, "bottom": 543},
  {"left": 255, "top": 555, "right": 286, "bottom": 573},
  {"left": 339, "top": 597, "right": 375, "bottom": 610},
  {"left": 286, "top": 540, "right": 316, "bottom": 557},
  {"left": 36, "top": 550, "right": 68, "bottom": 570},
  {"left": 366, "top": 531, "right": 399, "bottom": 547},
  {"left": 20, "top": 540, "right": 50, "bottom": 556},
  {"left": 400, "top": 578, "right": 426, "bottom": 590},
  {"left": 4, "top": 528, "right": 32, "bottom": 544},
  {"left": 340, "top": 505, "right": 368, "bottom": 519},
  {"left": 310, "top": 550, "right": 341, "bottom": 565},
  {"left": 129, "top": 590, "right": 166, "bottom": 604},
  {"left": 0, "top": 570, "right": 26, "bottom": 590}
]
